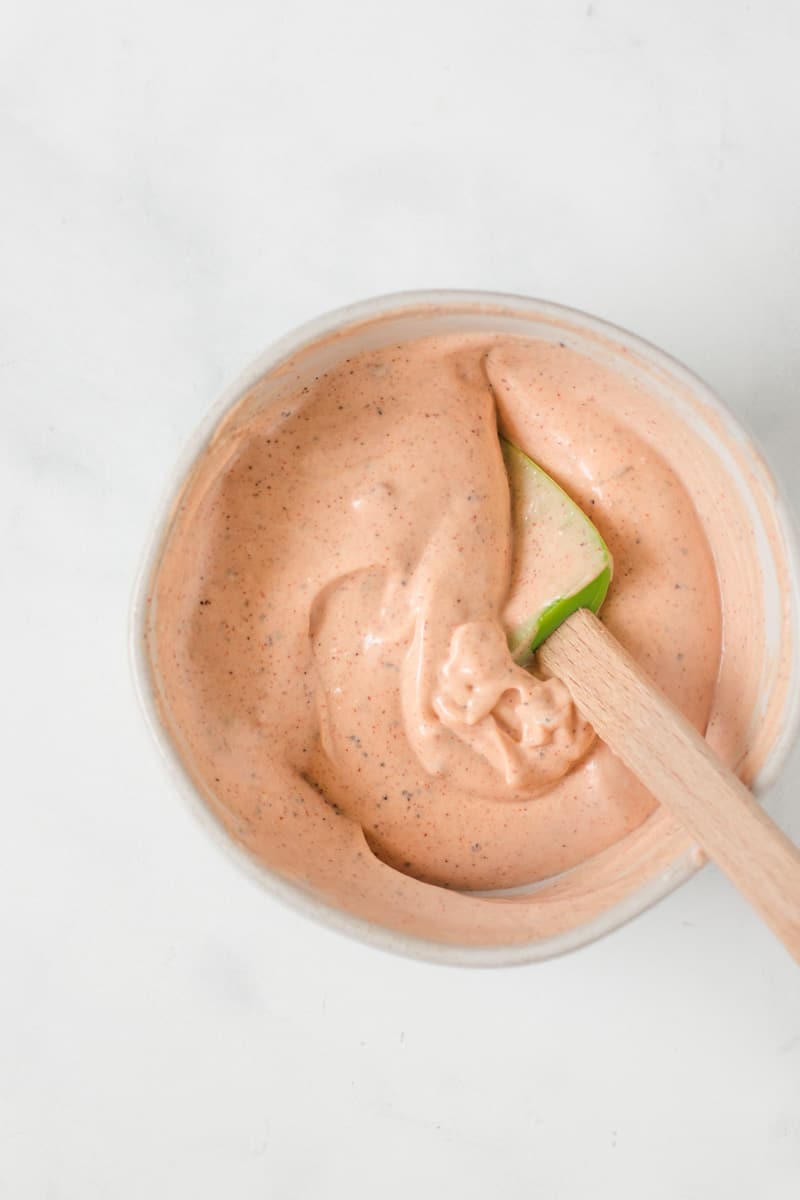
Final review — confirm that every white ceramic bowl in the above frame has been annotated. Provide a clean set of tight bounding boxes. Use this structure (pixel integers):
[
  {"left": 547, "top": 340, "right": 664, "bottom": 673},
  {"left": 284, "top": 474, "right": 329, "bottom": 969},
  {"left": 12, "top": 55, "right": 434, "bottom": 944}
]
[{"left": 131, "top": 290, "right": 800, "bottom": 965}]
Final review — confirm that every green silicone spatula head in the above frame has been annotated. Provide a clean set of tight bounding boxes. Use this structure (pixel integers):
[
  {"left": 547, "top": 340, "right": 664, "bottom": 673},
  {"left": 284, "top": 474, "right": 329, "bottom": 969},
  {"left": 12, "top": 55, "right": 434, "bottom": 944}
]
[{"left": 502, "top": 438, "right": 613, "bottom": 665}]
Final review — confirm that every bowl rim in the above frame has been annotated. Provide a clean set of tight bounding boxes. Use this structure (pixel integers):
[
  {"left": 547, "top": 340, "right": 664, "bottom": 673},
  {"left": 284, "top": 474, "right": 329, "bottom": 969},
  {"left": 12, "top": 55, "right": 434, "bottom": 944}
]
[{"left": 129, "top": 288, "right": 800, "bottom": 967}]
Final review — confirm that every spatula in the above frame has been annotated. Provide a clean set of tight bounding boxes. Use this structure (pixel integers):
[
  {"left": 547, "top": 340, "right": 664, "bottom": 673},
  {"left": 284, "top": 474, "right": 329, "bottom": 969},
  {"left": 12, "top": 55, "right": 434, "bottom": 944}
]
[{"left": 503, "top": 438, "right": 800, "bottom": 963}]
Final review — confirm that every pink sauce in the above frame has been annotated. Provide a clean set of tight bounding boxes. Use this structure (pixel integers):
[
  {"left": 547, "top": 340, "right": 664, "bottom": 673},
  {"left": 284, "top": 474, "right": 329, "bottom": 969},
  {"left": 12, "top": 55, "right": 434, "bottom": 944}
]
[{"left": 144, "top": 330, "right": 782, "bottom": 946}]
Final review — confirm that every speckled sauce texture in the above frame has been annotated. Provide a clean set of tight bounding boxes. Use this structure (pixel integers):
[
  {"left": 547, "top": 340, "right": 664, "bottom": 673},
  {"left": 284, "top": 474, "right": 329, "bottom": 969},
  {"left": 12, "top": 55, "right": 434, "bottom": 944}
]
[{"left": 145, "top": 329, "right": 781, "bottom": 947}]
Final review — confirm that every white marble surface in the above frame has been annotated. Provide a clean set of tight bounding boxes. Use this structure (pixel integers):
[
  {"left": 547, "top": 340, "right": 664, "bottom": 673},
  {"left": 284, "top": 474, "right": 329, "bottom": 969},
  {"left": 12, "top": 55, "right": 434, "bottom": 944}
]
[{"left": 3, "top": 1, "right": 800, "bottom": 1195}]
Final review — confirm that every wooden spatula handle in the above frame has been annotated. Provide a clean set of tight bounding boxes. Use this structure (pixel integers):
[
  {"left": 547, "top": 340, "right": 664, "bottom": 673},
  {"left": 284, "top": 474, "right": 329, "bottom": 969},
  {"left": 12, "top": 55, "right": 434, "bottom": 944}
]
[{"left": 539, "top": 609, "right": 800, "bottom": 963}]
